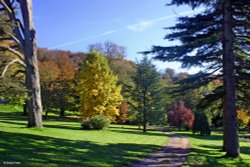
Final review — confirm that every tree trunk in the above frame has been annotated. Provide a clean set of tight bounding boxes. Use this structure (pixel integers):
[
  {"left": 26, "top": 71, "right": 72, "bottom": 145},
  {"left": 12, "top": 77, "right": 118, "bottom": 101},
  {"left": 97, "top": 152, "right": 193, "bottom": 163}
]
[
  {"left": 60, "top": 108, "right": 65, "bottom": 117},
  {"left": 45, "top": 110, "right": 49, "bottom": 120},
  {"left": 143, "top": 92, "right": 147, "bottom": 132},
  {"left": 22, "top": 102, "right": 28, "bottom": 116},
  {"left": 20, "top": 0, "right": 43, "bottom": 128},
  {"left": 22, "top": 78, "right": 28, "bottom": 116},
  {"left": 222, "top": 0, "right": 239, "bottom": 157},
  {"left": 222, "top": 96, "right": 226, "bottom": 151},
  {"left": 143, "top": 112, "right": 146, "bottom": 132}
]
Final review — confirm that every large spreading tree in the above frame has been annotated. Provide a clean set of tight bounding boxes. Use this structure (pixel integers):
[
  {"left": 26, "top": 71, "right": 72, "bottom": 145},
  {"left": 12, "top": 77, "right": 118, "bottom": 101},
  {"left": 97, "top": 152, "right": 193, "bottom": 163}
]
[
  {"left": 146, "top": 0, "right": 250, "bottom": 157},
  {"left": 77, "top": 50, "right": 123, "bottom": 121},
  {"left": 0, "top": 0, "right": 43, "bottom": 127}
]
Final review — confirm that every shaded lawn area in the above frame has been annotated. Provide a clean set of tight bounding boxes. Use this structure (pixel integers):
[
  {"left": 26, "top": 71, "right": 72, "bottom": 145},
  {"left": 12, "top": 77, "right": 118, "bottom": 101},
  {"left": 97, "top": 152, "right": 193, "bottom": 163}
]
[
  {"left": 171, "top": 128, "right": 250, "bottom": 167},
  {"left": 0, "top": 105, "right": 168, "bottom": 167}
]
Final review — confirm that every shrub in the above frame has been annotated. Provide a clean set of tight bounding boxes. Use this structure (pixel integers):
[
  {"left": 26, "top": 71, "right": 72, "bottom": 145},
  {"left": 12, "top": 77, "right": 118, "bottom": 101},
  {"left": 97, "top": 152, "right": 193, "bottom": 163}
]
[
  {"left": 90, "top": 115, "right": 110, "bottom": 130},
  {"left": 81, "top": 120, "right": 91, "bottom": 130}
]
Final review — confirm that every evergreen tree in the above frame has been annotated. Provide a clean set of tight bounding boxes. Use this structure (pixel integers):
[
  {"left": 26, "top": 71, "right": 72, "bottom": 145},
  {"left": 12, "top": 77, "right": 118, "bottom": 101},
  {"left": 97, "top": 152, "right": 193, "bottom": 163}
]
[
  {"left": 145, "top": 0, "right": 250, "bottom": 157},
  {"left": 192, "top": 112, "right": 211, "bottom": 136},
  {"left": 77, "top": 50, "right": 123, "bottom": 121},
  {"left": 131, "top": 56, "right": 163, "bottom": 132}
]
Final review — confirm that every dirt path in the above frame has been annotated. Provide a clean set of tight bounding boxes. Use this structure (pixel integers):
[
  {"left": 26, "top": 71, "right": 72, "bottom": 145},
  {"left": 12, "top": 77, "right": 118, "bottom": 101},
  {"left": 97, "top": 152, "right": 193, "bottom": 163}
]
[{"left": 131, "top": 130, "right": 190, "bottom": 167}]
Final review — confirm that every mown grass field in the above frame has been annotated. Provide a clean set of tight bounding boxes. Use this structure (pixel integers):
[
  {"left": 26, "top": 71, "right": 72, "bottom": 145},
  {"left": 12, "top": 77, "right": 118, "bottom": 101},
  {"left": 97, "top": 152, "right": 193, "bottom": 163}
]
[
  {"left": 0, "top": 105, "right": 168, "bottom": 167},
  {"left": 172, "top": 128, "right": 250, "bottom": 167}
]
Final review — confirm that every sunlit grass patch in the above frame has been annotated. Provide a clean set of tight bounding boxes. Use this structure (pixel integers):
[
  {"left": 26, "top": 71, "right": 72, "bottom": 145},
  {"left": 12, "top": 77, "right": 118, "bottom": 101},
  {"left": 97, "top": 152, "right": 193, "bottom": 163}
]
[{"left": 0, "top": 105, "right": 168, "bottom": 167}]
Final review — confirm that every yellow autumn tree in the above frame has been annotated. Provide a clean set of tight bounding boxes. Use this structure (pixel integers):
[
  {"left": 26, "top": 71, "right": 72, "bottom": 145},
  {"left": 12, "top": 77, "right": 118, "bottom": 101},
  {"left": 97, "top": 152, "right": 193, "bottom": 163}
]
[
  {"left": 77, "top": 50, "right": 123, "bottom": 121},
  {"left": 237, "top": 110, "right": 250, "bottom": 129}
]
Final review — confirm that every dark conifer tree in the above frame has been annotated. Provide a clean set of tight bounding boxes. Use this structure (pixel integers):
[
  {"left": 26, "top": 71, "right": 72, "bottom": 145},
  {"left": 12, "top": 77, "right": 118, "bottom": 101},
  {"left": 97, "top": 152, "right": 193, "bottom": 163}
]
[
  {"left": 145, "top": 0, "right": 250, "bottom": 157},
  {"left": 131, "top": 56, "right": 163, "bottom": 132}
]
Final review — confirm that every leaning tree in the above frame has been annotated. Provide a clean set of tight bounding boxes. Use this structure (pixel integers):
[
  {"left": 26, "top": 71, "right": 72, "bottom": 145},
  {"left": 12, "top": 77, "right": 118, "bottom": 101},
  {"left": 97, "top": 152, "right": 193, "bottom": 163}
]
[{"left": 0, "top": 0, "right": 43, "bottom": 127}]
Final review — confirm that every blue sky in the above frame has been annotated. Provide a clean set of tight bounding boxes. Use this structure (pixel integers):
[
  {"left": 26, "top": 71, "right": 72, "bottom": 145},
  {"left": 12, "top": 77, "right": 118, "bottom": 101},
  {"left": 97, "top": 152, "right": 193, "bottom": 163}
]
[{"left": 33, "top": 0, "right": 201, "bottom": 73}]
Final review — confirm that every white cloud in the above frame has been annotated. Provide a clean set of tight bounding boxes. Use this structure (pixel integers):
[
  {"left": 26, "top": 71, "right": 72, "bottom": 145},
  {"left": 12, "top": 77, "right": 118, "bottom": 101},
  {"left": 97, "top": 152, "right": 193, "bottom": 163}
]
[
  {"left": 127, "top": 20, "right": 154, "bottom": 32},
  {"left": 127, "top": 9, "right": 203, "bottom": 32},
  {"left": 101, "top": 30, "right": 116, "bottom": 35},
  {"left": 49, "top": 30, "right": 118, "bottom": 49}
]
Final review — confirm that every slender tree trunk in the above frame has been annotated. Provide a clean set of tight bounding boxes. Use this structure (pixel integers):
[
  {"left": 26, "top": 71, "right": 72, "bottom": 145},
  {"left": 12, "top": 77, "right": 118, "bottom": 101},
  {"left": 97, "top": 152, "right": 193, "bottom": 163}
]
[
  {"left": 20, "top": 0, "right": 43, "bottom": 127},
  {"left": 60, "top": 108, "right": 65, "bottom": 117},
  {"left": 22, "top": 102, "right": 28, "bottom": 116},
  {"left": 143, "top": 112, "right": 146, "bottom": 132},
  {"left": 138, "top": 124, "right": 141, "bottom": 130},
  {"left": 45, "top": 110, "right": 49, "bottom": 120},
  {"left": 143, "top": 92, "right": 147, "bottom": 132},
  {"left": 22, "top": 77, "right": 28, "bottom": 116},
  {"left": 222, "top": 0, "right": 239, "bottom": 157}
]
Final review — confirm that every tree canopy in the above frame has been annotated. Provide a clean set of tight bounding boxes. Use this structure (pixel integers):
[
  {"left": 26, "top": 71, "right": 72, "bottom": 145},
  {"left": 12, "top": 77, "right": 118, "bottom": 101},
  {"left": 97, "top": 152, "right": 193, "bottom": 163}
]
[
  {"left": 77, "top": 50, "right": 123, "bottom": 121},
  {"left": 145, "top": 0, "right": 250, "bottom": 157}
]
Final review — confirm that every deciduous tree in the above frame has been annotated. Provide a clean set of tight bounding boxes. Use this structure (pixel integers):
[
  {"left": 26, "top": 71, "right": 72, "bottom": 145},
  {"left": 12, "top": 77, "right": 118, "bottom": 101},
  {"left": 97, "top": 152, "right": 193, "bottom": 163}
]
[
  {"left": 168, "top": 101, "right": 194, "bottom": 130},
  {"left": 77, "top": 50, "right": 123, "bottom": 121},
  {"left": 0, "top": 0, "right": 43, "bottom": 127},
  {"left": 88, "top": 41, "right": 126, "bottom": 60},
  {"left": 237, "top": 110, "right": 250, "bottom": 129},
  {"left": 39, "top": 52, "right": 79, "bottom": 118}
]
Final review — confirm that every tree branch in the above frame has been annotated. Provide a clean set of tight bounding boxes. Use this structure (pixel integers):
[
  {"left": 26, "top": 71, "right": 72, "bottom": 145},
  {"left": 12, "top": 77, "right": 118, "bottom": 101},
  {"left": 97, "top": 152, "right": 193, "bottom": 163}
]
[
  {"left": 0, "top": 46, "right": 24, "bottom": 60},
  {"left": 0, "top": 0, "right": 24, "bottom": 45},
  {"left": 0, "top": 37, "right": 12, "bottom": 40},
  {"left": 1, "top": 58, "right": 25, "bottom": 77},
  {"left": 0, "top": 0, "right": 13, "bottom": 14},
  {"left": 16, "top": 18, "right": 25, "bottom": 33},
  {"left": 6, "top": 31, "right": 24, "bottom": 50}
]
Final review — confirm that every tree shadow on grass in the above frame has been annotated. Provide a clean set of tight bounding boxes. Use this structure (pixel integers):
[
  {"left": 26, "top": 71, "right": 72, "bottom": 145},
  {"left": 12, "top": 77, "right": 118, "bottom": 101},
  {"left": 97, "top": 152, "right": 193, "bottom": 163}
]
[
  {"left": 240, "top": 146, "right": 250, "bottom": 155},
  {"left": 44, "top": 115, "right": 79, "bottom": 123},
  {"left": 0, "top": 131, "right": 162, "bottom": 167},
  {"left": 0, "top": 118, "right": 83, "bottom": 131},
  {"left": 0, "top": 111, "right": 25, "bottom": 120},
  {"left": 109, "top": 129, "right": 167, "bottom": 137},
  {"left": 0, "top": 120, "right": 26, "bottom": 127},
  {"left": 185, "top": 144, "right": 250, "bottom": 167},
  {"left": 0, "top": 109, "right": 80, "bottom": 123},
  {"left": 44, "top": 124, "right": 82, "bottom": 131},
  {"left": 0, "top": 110, "right": 82, "bottom": 130},
  {"left": 198, "top": 144, "right": 250, "bottom": 155},
  {"left": 174, "top": 131, "right": 223, "bottom": 141},
  {"left": 109, "top": 126, "right": 141, "bottom": 131}
]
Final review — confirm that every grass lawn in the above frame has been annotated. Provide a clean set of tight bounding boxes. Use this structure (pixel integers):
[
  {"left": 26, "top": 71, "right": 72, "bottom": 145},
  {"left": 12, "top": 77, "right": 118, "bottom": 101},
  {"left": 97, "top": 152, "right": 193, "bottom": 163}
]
[
  {"left": 171, "top": 128, "right": 250, "bottom": 167},
  {"left": 0, "top": 105, "right": 168, "bottom": 167}
]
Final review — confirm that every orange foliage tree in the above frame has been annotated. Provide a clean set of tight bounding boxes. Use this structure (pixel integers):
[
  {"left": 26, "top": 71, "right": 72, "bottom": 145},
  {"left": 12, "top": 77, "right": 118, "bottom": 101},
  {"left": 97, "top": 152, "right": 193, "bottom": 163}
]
[
  {"left": 38, "top": 49, "right": 81, "bottom": 118},
  {"left": 115, "top": 101, "right": 129, "bottom": 123}
]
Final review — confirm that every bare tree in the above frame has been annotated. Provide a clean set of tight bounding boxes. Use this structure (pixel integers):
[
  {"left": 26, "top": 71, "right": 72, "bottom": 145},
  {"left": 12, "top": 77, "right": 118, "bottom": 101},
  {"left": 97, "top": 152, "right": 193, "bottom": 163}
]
[
  {"left": 88, "top": 41, "right": 126, "bottom": 60},
  {"left": 0, "top": 0, "right": 43, "bottom": 127}
]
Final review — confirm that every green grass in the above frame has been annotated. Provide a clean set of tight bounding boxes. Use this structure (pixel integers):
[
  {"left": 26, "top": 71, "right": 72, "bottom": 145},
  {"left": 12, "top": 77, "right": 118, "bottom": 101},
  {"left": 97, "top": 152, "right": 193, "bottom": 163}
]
[
  {"left": 0, "top": 105, "right": 168, "bottom": 167},
  {"left": 171, "top": 128, "right": 250, "bottom": 167}
]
